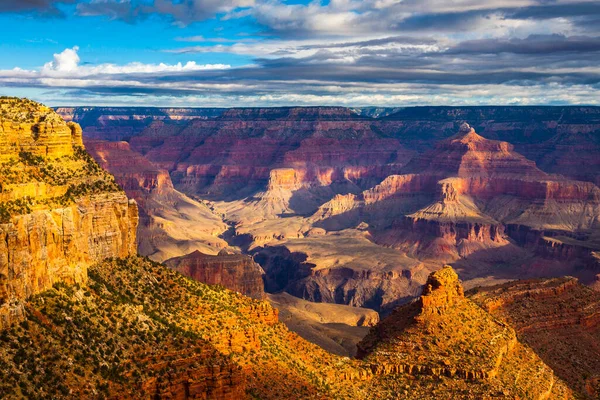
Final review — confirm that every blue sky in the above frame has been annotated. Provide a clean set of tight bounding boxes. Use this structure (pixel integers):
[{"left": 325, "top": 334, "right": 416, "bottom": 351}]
[{"left": 0, "top": 0, "right": 599, "bottom": 107}]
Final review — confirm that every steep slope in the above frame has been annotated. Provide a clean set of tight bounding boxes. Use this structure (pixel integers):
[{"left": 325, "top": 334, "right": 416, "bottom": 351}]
[
  {"left": 0, "top": 98, "right": 138, "bottom": 329},
  {"left": 1, "top": 257, "right": 577, "bottom": 399},
  {"left": 164, "top": 249, "right": 266, "bottom": 299},
  {"left": 0, "top": 256, "right": 367, "bottom": 399},
  {"left": 85, "top": 139, "right": 228, "bottom": 261},
  {"left": 469, "top": 277, "right": 600, "bottom": 398},
  {"left": 358, "top": 266, "right": 572, "bottom": 399}
]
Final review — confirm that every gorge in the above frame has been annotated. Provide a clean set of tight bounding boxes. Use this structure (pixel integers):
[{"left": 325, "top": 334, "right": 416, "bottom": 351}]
[{"left": 0, "top": 98, "right": 598, "bottom": 399}]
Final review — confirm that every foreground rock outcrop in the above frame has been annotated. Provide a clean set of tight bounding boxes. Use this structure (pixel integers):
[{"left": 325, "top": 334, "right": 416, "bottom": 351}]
[
  {"left": 0, "top": 257, "right": 362, "bottom": 399},
  {"left": 1, "top": 256, "right": 579, "bottom": 399},
  {"left": 0, "top": 98, "right": 138, "bottom": 329},
  {"left": 357, "top": 266, "right": 572, "bottom": 399}
]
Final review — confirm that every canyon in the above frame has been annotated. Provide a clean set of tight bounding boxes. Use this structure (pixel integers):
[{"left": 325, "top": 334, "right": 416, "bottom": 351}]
[
  {"left": 1, "top": 98, "right": 599, "bottom": 398},
  {"left": 63, "top": 105, "right": 600, "bottom": 314}
]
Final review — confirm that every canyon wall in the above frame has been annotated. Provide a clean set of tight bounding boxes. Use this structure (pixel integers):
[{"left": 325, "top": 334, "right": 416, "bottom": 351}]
[
  {"left": 164, "top": 250, "right": 266, "bottom": 299},
  {"left": 55, "top": 105, "right": 600, "bottom": 312},
  {"left": 85, "top": 139, "right": 228, "bottom": 262},
  {"left": 0, "top": 98, "right": 138, "bottom": 329}
]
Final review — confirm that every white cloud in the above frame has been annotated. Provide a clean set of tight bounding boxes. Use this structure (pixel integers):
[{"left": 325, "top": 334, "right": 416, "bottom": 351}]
[
  {"left": 43, "top": 46, "right": 81, "bottom": 73},
  {"left": 17, "top": 46, "right": 230, "bottom": 79}
]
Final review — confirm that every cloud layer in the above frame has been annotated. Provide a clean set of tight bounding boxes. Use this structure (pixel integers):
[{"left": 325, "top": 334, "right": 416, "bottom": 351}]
[{"left": 1, "top": 0, "right": 599, "bottom": 106}]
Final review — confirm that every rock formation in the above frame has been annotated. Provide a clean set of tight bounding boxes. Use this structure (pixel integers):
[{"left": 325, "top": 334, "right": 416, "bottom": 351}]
[
  {"left": 0, "top": 98, "right": 138, "bottom": 329},
  {"left": 57, "top": 105, "right": 600, "bottom": 317},
  {"left": 2, "top": 99, "right": 592, "bottom": 399},
  {"left": 165, "top": 250, "right": 266, "bottom": 299},
  {"left": 357, "top": 266, "right": 572, "bottom": 399}
]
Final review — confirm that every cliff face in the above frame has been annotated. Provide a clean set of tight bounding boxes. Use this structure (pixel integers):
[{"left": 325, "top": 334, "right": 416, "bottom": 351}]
[
  {"left": 1, "top": 99, "right": 82, "bottom": 161},
  {"left": 165, "top": 250, "right": 266, "bottom": 299},
  {"left": 0, "top": 98, "right": 138, "bottom": 329}
]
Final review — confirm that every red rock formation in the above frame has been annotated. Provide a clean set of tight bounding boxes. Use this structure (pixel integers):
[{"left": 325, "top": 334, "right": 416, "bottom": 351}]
[
  {"left": 365, "top": 124, "right": 600, "bottom": 264},
  {"left": 165, "top": 250, "right": 266, "bottom": 299},
  {"left": 356, "top": 266, "right": 572, "bottom": 399}
]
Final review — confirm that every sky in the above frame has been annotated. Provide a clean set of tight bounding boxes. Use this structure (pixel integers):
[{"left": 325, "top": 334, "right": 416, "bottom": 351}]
[{"left": 0, "top": 0, "right": 599, "bottom": 107}]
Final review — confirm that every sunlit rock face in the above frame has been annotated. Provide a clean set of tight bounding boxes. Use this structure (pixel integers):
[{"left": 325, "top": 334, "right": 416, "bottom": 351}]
[
  {"left": 164, "top": 250, "right": 266, "bottom": 299},
  {"left": 0, "top": 98, "right": 138, "bottom": 329},
  {"left": 356, "top": 266, "right": 573, "bottom": 399}
]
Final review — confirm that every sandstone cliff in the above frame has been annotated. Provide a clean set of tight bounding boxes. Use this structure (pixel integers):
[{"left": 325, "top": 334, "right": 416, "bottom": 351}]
[
  {"left": 165, "top": 250, "right": 266, "bottom": 299},
  {"left": 0, "top": 98, "right": 138, "bottom": 329}
]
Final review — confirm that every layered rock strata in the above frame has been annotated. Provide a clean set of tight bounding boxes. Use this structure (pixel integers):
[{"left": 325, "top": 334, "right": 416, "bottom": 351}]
[
  {"left": 357, "top": 266, "right": 572, "bottom": 399},
  {"left": 165, "top": 250, "right": 266, "bottom": 299},
  {"left": 0, "top": 98, "right": 138, "bottom": 329},
  {"left": 469, "top": 277, "right": 600, "bottom": 398}
]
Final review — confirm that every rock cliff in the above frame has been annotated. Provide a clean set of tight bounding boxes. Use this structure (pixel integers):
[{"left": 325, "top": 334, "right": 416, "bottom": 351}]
[
  {"left": 0, "top": 98, "right": 138, "bottom": 329},
  {"left": 165, "top": 250, "right": 266, "bottom": 299}
]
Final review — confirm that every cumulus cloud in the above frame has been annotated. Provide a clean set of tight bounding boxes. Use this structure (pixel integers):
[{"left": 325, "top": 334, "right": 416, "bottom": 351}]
[
  {"left": 1, "top": 46, "right": 230, "bottom": 82},
  {"left": 43, "top": 46, "right": 80, "bottom": 73}
]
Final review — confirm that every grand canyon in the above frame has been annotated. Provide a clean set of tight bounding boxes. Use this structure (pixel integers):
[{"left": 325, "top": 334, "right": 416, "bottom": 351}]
[
  {"left": 1, "top": 98, "right": 598, "bottom": 398},
  {"left": 2, "top": 0, "right": 600, "bottom": 398}
]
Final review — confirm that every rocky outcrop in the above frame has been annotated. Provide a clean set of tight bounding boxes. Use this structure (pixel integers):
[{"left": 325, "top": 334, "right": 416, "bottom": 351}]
[
  {"left": 165, "top": 250, "right": 266, "bottom": 299},
  {"left": 364, "top": 124, "right": 600, "bottom": 265},
  {"left": 357, "top": 266, "right": 572, "bottom": 399},
  {"left": 0, "top": 98, "right": 138, "bottom": 329},
  {"left": 469, "top": 277, "right": 600, "bottom": 398},
  {"left": 139, "top": 346, "right": 246, "bottom": 400},
  {"left": 1, "top": 99, "right": 82, "bottom": 161}
]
